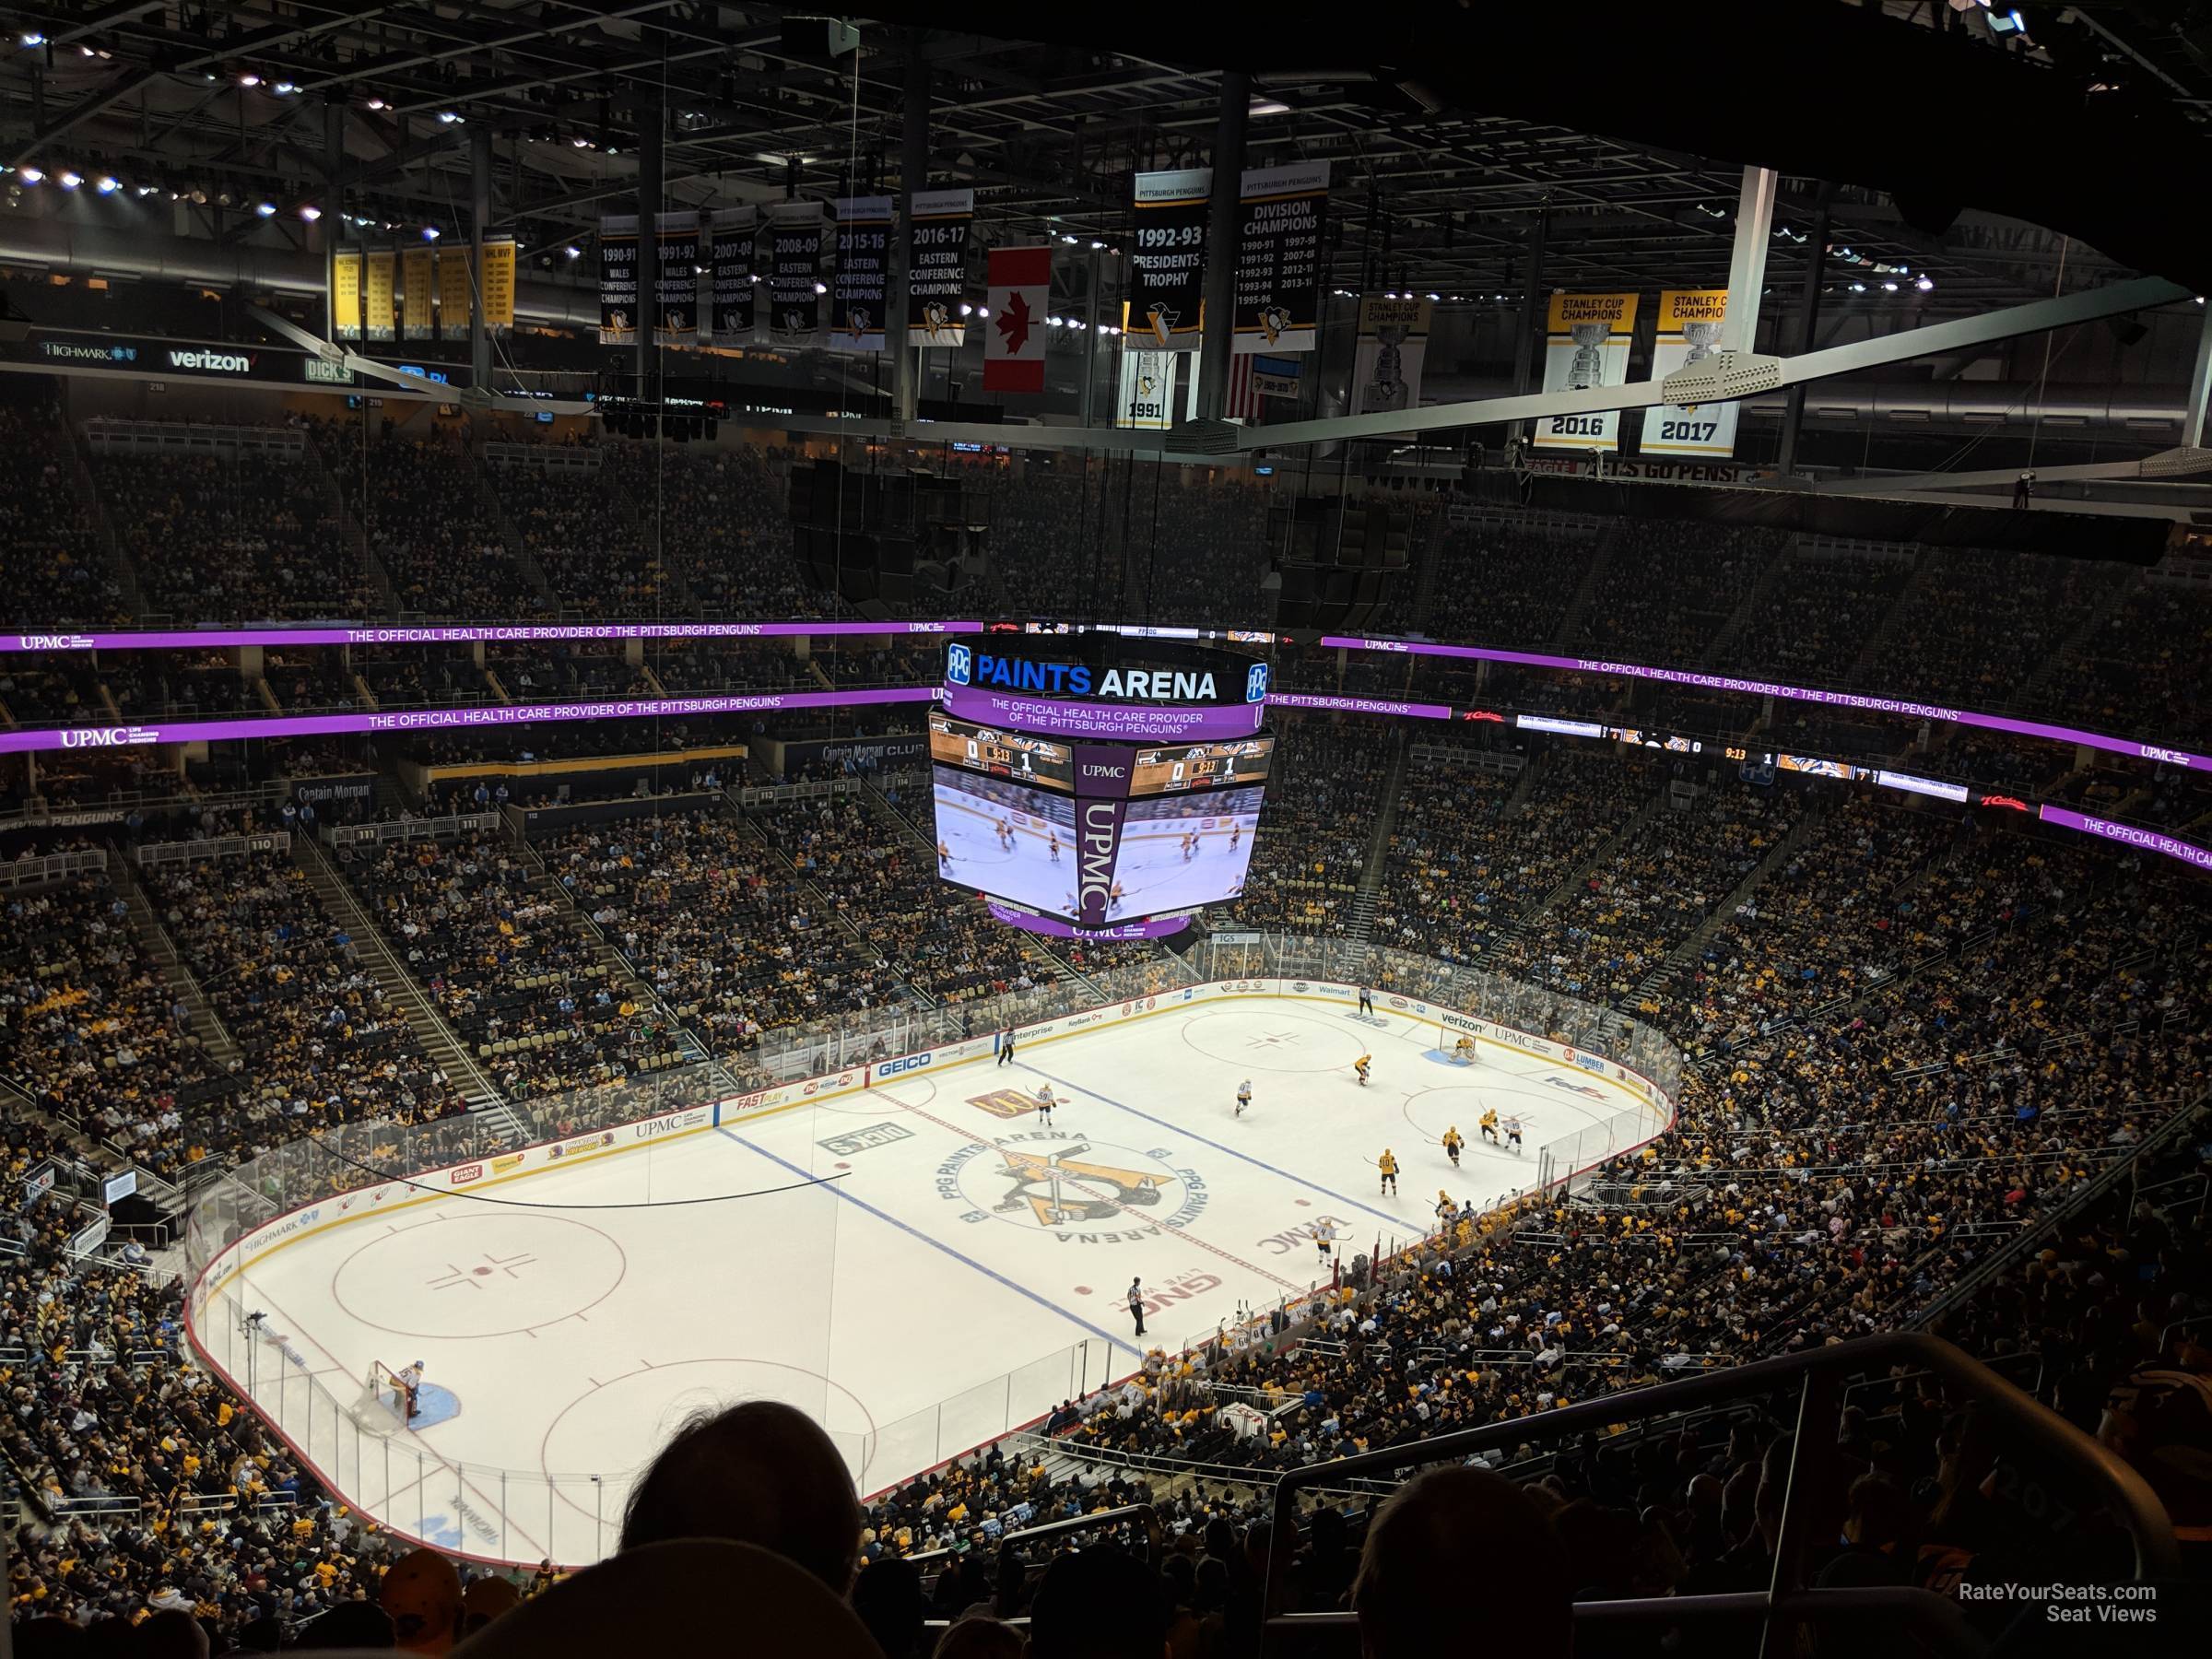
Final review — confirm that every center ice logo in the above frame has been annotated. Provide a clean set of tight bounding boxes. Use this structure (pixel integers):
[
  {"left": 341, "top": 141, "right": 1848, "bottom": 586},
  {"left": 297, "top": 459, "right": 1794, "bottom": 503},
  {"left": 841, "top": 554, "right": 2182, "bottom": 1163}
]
[
  {"left": 935, "top": 1132, "right": 1208, "bottom": 1242},
  {"left": 947, "top": 642, "right": 973, "bottom": 685}
]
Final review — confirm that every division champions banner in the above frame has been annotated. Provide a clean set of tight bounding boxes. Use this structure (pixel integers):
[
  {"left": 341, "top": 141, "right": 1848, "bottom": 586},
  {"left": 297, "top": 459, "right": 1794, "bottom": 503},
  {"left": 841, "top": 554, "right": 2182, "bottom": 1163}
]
[
  {"left": 907, "top": 187, "right": 972, "bottom": 347},
  {"left": 1126, "top": 168, "right": 1210, "bottom": 351},
  {"left": 599, "top": 215, "right": 640, "bottom": 345},
  {"left": 768, "top": 202, "right": 826, "bottom": 347},
  {"left": 830, "top": 195, "right": 891, "bottom": 352},
  {"left": 1351, "top": 297, "right": 1430, "bottom": 414},
  {"left": 1232, "top": 160, "right": 1327, "bottom": 355},
  {"left": 1641, "top": 288, "right": 1736, "bottom": 457},
  {"left": 1533, "top": 291, "right": 1639, "bottom": 451},
  {"left": 709, "top": 207, "right": 756, "bottom": 343}
]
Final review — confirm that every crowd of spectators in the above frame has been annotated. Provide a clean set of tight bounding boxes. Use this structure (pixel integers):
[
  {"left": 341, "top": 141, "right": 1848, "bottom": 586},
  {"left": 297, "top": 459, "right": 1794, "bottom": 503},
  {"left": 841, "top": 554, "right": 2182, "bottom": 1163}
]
[
  {"left": 2042, "top": 573, "right": 2212, "bottom": 747},
  {"left": 1710, "top": 545, "right": 1919, "bottom": 686},
  {"left": 1571, "top": 522, "right": 1788, "bottom": 668},
  {"left": 315, "top": 419, "right": 541, "bottom": 618},
  {"left": 1229, "top": 721, "right": 1396, "bottom": 933},
  {"left": 485, "top": 456, "right": 665, "bottom": 616},
  {"left": 608, "top": 441, "right": 827, "bottom": 618},
  {"left": 1871, "top": 548, "right": 2130, "bottom": 712},
  {"left": 0, "top": 402, "right": 118, "bottom": 629},
  {"left": 1422, "top": 520, "right": 1598, "bottom": 649}
]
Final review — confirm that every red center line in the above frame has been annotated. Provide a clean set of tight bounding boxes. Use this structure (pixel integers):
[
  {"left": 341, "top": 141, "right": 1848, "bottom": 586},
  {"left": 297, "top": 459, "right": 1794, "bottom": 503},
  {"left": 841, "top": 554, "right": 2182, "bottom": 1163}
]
[{"left": 884, "top": 1092, "right": 1301, "bottom": 1293}]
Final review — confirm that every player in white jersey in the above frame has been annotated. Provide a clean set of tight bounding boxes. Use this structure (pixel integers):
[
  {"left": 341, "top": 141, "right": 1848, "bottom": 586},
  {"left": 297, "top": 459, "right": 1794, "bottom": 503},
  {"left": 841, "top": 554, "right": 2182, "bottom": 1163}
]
[
  {"left": 1504, "top": 1113, "right": 1524, "bottom": 1152},
  {"left": 1235, "top": 1078, "right": 1253, "bottom": 1117},
  {"left": 1035, "top": 1085, "right": 1056, "bottom": 1126},
  {"left": 1313, "top": 1218, "right": 1337, "bottom": 1263}
]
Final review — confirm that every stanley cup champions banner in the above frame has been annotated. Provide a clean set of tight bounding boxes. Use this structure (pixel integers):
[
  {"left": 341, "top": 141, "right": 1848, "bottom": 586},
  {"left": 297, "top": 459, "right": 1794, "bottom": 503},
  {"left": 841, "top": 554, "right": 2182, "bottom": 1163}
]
[
  {"left": 830, "top": 195, "right": 891, "bottom": 352},
  {"left": 1351, "top": 297, "right": 1430, "bottom": 414},
  {"left": 907, "top": 187, "right": 972, "bottom": 347},
  {"left": 1127, "top": 168, "right": 1211, "bottom": 351},
  {"left": 768, "top": 201, "right": 827, "bottom": 347},
  {"left": 1641, "top": 288, "right": 1736, "bottom": 456},
  {"left": 599, "top": 214, "right": 640, "bottom": 344},
  {"left": 1232, "top": 161, "right": 1328, "bottom": 355},
  {"left": 710, "top": 206, "right": 757, "bottom": 343},
  {"left": 1534, "top": 291, "right": 1640, "bottom": 451},
  {"left": 654, "top": 210, "right": 700, "bottom": 342}
]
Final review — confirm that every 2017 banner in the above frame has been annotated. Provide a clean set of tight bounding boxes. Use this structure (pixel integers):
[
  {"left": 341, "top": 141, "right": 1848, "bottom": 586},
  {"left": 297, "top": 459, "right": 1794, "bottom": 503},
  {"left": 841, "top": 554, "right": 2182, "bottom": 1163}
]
[
  {"left": 437, "top": 247, "right": 471, "bottom": 339},
  {"left": 1232, "top": 161, "right": 1328, "bottom": 355},
  {"left": 1641, "top": 288, "right": 1736, "bottom": 457},
  {"left": 1127, "top": 168, "right": 1211, "bottom": 351},
  {"left": 1351, "top": 297, "right": 1430, "bottom": 414},
  {"left": 401, "top": 247, "right": 434, "bottom": 340},
  {"left": 907, "top": 187, "right": 972, "bottom": 347},
  {"left": 1533, "top": 291, "right": 1640, "bottom": 452},
  {"left": 331, "top": 251, "right": 361, "bottom": 339},
  {"left": 768, "top": 202, "right": 826, "bottom": 347},
  {"left": 710, "top": 206, "right": 756, "bottom": 342},
  {"left": 654, "top": 210, "right": 700, "bottom": 342},
  {"left": 599, "top": 215, "right": 640, "bottom": 344},
  {"left": 364, "top": 250, "right": 396, "bottom": 343},
  {"left": 830, "top": 195, "right": 891, "bottom": 352}
]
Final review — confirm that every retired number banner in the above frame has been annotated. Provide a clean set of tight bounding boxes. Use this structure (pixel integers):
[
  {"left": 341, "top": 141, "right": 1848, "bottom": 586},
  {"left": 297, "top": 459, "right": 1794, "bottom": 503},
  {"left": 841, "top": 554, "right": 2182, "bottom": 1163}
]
[
  {"left": 1232, "top": 161, "right": 1328, "bottom": 355},
  {"left": 907, "top": 187, "right": 972, "bottom": 347},
  {"left": 654, "top": 210, "right": 700, "bottom": 342},
  {"left": 331, "top": 251, "right": 361, "bottom": 339},
  {"left": 481, "top": 238, "right": 516, "bottom": 330},
  {"left": 437, "top": 247, "right": 471, "bottom": 339},
  {"left": 1641, "top": 288, "right": 1736, "bottom": 457},
  {"left": 364, "top": 250, "right": 396, "bottom": 343},
  {"left": 599, "top": 215, "right": 640, "bottom": 344},
  {"left": 710, "top": 206, "right": 757, "bottom": 343},
  {"left": 830, "top": 195, "right": 891, "bottom": 352},
  {"left": 1534, "top": 291, "right": 1640, "bottom": 452},
  {"left": 768, "top": 202, "right": 826, "bottom": 347},
  {"left": 1126, "top": 168, "right": 1211, "bottom": 351},
  {"left": 401, "top": 247, "right": 434, "bottom": 341}
]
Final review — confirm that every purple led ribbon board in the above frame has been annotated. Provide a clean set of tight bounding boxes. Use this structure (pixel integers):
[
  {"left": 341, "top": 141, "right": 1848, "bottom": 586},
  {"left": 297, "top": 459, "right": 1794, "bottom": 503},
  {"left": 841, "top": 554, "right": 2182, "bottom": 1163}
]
[
  {"left": 984, "top": 900, "right": 1191, "bottom": 940},
  {"left": 2036, "top": 805, "right": 2212, "bottom": 874},
  {"left": 3, "top": 620, "right": 983, "bottom": 653},
  {"left": 940, "top": 682, "right": 1265, "bottom": 742},
  {"left": 1321, "top": 635, "right": 2212, "bottom": 775},
  {"left": 1265, "top": 691, "right": 1453, "bottom": 721},
  {"left": 0, "top": 687, "right": 939, "bottom": 756}
]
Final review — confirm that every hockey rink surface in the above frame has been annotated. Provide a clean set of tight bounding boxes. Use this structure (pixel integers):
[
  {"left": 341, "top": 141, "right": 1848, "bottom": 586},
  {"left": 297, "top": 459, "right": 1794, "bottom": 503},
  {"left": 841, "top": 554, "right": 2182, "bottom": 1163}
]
[{"left": 212, "top": 998, "right": 1662, "bottom": 1564}]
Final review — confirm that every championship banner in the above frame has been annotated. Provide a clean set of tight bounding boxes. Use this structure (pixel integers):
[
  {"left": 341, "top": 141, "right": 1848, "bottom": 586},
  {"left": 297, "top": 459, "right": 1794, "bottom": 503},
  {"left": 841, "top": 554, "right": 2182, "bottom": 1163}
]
[
  {"left": 1114, "top": 348, "right": 1180, "bottom": 429},
  {"left": 1641, "top": 288, "right": 1736, "bottom": 457},
  {"left": 907, "top": 187, "right": 972, "bottom": 347},
  {"left": 481, "top": 238, "right": 516, "bottom": 329},
  {"left": 1232, "top": 161, "right": 1327, "bottom": 355},
  {"left": 1533, "top": 291, "right": 1640, "bottom": 452},
  {"left": 767, "top": 201, "right": 826, "bottom": 347},
  {"left": 654, "top": 209, "right": 700, "bottom": 342},
  {"left": 364, "top": 250, "right": 396, "bottom": 343},
  {"left": 1126, "top": 168, "right": 1210, "bottom": 350},
  {"left": 710, "top": 206, "right": 756, "bottom": 342},
  {"left": 599, "top": 214, "right": 640, "bottom": 344},
  {"left": 331, "top": 251, "right": 361, "bottom": 339},
  {"left": 1351, "top": 297, "right": 1430, "bottom": 414},
  {"left": 436, "top": 246, "right": 471, "bottom": 338},
  {"left": 983, "top": 244, "right": 1050, "bottom": 394},
  {"left": 401, "top": 246, "right": 434, "bottom": 340},
  {"left": 830, "top": 194, "right": 891, "bottom": 352}
]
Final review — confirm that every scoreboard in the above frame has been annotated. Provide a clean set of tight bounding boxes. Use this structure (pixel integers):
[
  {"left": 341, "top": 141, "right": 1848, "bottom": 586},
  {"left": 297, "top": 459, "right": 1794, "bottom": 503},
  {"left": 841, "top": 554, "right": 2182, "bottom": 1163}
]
[
  {"left": 928, "top": 712, "right": 1074, "bottom": 791},
  {"left": 1130, "top": 738, "right": 1274, "bottom": 796}
]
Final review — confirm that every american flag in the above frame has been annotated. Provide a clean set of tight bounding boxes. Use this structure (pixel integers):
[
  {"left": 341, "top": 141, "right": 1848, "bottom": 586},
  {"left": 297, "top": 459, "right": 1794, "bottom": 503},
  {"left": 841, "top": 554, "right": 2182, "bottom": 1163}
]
[{"left": 1224, "top": 354, "right": 1263, "bottom": 422}]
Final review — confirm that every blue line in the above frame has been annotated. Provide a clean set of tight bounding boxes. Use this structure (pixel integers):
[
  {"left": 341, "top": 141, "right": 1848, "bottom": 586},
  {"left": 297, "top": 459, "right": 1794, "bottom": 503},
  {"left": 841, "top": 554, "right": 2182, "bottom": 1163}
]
[
  {"left": 1017, "top": 1061, "right": 1413, "bottom": 1233},
  {"left": 716, "top": 1128, "right": 1143, "bottom": 1360}
]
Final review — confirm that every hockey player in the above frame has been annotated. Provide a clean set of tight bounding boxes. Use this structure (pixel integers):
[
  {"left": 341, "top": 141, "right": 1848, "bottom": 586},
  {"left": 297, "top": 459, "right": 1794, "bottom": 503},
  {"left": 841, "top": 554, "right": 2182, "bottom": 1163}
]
[
  {"left": 1353, "top": 1053, "right": 1372, "bottom": 1088},
  {"left": 1377, "top": 1147, "right": 1399, "bottom": 1195},
  {"left": 1505, "top": 1113, "right": 1524, "bottom": 1153},
  {"left": 1181, "top": 830, "right": 1198, "bottom": 862},
  {"left": 1479, "top": 1106, "right": 1500, "bottom": 1145},
  {"left": 936, "top": 840, "right": 953, "bottom": 874},
  {"left": 1441, "top": 1125, "right": 1465, "bottom": 1168},
  {"left": 398, "top": 1359, "right": 426, "bottom": 1421},
  {"left": 1453, "top": 1035, "right": 1477, "bottom": 1065},
  {"left": 1047, "top": 830, "right": 1062, "bottom": 863},
  {"left": 1035, "top": 1084, "right": 1056, "bottom": 1126},
  {"left": 1236, "top": 1078, "right": 1253, "bottom": 1117},
  {"left": 1436, "top": 1190, "right": 1456, "bottom": 1228},
  {"left": 1313, "top": 1218, "right": 1337, "bottom": 1263},
  {"left": 1228, "top": 819, "right": 1241, "bottom": 852}
]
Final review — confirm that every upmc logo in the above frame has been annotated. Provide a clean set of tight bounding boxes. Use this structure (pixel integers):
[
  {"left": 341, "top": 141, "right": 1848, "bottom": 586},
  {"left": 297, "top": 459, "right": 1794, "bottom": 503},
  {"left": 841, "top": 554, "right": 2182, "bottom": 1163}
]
[
  {"left": 946, "top": 643, "right": 973, "bottom": 685},
  {"left": 60, "top": 725, "right": 159, "bottom": 748},
  {"left": 1245, "top": 662, "right": 1270, "bottom": 703},
  {"left": 18, "top": 635, "right": 94, "bottom": 650},
  {"left": 877, "top": 1053, "right": 933, "bottom": 1079}
]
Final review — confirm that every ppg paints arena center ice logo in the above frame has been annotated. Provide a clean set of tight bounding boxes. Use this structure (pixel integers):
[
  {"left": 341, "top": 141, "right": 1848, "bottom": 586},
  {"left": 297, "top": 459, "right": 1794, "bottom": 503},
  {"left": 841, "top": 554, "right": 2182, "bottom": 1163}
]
[{"left": 935, "top": 1132, "right": 1207, "bottom": 1245}]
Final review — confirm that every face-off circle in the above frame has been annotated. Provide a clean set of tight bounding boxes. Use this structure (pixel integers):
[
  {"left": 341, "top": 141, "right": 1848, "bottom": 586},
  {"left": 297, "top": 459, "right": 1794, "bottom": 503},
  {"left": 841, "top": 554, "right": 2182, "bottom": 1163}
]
[{"left": 332, "top": 1212, "right": 627, "bottom": 1339}]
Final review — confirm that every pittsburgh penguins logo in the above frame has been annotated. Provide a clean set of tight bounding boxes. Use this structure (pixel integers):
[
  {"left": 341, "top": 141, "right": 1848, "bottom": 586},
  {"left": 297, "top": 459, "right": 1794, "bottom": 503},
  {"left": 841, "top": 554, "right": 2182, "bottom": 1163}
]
[
  {"left": 991, "top": 1143, "right": 1172, "bottom": 1227},
  {"left": 1145, "top": 304, "right": 1180, "bottom": 346},
  {"left": 1257, "top": 303, "right": 1292, "bottom": 344}
]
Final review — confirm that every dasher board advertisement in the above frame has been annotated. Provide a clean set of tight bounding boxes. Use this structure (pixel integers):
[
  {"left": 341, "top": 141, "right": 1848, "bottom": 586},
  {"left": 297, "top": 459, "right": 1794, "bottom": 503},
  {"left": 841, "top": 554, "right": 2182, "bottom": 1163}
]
[{"left": 1533, "top": 291, "right": 1639, "bottom": 451}]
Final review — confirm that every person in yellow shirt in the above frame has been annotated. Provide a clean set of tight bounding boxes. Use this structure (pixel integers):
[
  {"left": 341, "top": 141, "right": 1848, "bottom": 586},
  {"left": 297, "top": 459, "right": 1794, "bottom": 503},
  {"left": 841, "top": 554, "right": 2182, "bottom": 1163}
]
[
  {"left": 1478, "top": 1106, "right": 1500, "bottom": 1144},
  {"left": 1353, "top": 1053, "right": 1371, "bottom": 1087},
  {"left": 1377, "top": 1148, "right": 1398, "bottom": 1194},
  {"left": 1441, "top": 1126, "right": 1464, "bottom": 1167}
]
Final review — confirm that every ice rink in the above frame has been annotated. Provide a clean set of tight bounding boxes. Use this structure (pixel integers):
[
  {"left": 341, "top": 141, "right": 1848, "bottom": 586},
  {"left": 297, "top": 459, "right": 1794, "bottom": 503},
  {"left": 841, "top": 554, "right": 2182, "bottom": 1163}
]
[{"left": 209, "top": 997, "right": 1662, "bottom": 1564}]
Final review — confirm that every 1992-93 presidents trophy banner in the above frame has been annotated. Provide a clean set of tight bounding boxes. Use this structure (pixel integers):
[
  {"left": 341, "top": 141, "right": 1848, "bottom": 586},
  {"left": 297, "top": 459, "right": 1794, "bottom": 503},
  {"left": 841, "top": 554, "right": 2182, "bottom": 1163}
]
[
  {"left": 1232, "top": 160, "right": 1328, "bottom": 355},
  {"left": 1641, "top": 288, "right": 1737, "bottom": 457},
  {"left": 1127, "top": 168, "right": 1211, "bottom": 350},
  {"left": 907, "top": 188, "right": 973, "bottom": 347},
  {"left": 1533, "top": 291, "right": 1640, "bottom": 451}
]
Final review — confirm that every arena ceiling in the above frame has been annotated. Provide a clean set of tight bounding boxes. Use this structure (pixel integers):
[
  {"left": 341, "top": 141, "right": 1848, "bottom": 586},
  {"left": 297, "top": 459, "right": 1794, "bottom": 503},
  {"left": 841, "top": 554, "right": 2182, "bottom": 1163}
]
[{"left": 5, "top": 1, "right": 2210, "bottom": 309}]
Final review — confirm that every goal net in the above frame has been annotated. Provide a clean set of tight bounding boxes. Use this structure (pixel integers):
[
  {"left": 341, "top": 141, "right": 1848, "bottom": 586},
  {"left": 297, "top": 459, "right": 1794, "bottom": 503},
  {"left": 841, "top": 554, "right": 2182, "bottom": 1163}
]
[{"left": 354, "top": 1361, "right": 409, "bottom": 1434}]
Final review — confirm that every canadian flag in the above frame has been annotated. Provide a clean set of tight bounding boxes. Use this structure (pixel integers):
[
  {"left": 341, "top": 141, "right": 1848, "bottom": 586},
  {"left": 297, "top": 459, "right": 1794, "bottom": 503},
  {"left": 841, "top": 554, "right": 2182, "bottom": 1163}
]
[{"left": 983, "top": 245, "right": 1050, "bottom": 394}]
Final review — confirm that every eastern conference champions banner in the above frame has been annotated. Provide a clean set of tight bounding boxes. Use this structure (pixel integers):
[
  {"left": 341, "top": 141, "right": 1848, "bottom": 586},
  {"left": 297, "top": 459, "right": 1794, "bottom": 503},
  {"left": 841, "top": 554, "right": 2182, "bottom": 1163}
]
[
  {"left": 768, "top": 201, "right": 827, "bottom": 346},
  {"left": 599, "top": 214, "right": 640, "bottom": 345},
  {"left": 1641, "top": 288, "right": 1736, "bottom": 457},
  {"left": 1233, "top": 161, "right": 1327, "bottom": 355},
  {"left": 1535, "top": 291, "right": 1640, "bottom": 451},
  {"left": 830, "top": 195, "right": 891, "bottom": 352},
  {"left": 1352, "top": 297, "right": 1430, "bottom": 414},
  {"left": 1127, "top": 168, "right": 1210, "bottom": 350},
  {"left": 907, "top": 187, "right": 972, "bottom": 347},
  {"left": 710, "top": 206, "right": 756, "bottom": 343}
]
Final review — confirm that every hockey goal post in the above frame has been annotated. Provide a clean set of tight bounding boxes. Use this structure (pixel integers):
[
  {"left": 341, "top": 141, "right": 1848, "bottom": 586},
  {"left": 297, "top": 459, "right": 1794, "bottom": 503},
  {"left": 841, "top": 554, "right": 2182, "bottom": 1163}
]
[{"left": 358, "top": 1359, "right": 413, "bottom": 1430}]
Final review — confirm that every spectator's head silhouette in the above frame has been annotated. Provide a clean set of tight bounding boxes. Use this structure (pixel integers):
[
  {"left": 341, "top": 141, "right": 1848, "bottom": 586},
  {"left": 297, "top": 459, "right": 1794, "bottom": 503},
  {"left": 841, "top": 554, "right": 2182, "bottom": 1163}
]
[
  {"left": 1027, "top": 1547, "right": 1168, "bottom": 1659},
  {"left": 1353, "top": 1467, "right": 1571, "bottom": 1659},
  {"left": 619, "top": 1399, "right": 863, "bottom": 1594}
]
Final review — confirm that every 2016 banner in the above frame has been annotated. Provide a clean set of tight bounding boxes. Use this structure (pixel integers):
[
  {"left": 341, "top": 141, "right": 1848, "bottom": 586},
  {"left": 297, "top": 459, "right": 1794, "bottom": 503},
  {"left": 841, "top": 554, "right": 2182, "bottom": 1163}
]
[
  {"left": 401, "top": 247, "right": 435, "bottom": 340},
  {"left": 1641, "top": 288, "right": 1736, "bottom": 457},
  {"left": 331, "top": 251, "right": 361, "bottom": 339},
  {"left": 1351, "top": 297, "right": 1430, "bottom": 414},
  {"left": 437, "top": 247, "right": 471, "bottom": 339},
  {"left": 599, "top": 214, "right": 640, "bottom": 344},
  {"left": 830, "top": 195, "right": 891, "bottom": 352},
  {"left": 768, "top": 202, "right": 827, "bottom": 347},
  {"left": 1533, "top": 291, "right": 1640, "bottom": 452},
  {"left": 481, "top": 238, "right": 516, "bottom": 330},
  {"left": 654, "top": 210, "right": 700, "bottom": 342},
  {"left": 907, "top": 187, "right": 972, "bottom": 347},
  {"left": 710, "top": 206, "right": 756, "bottom": 342},
  {"left": 1127, "top": 168, "right": 1211, "bottom": 351},
  {"left": 364, "top": 250, "right": 396, "bottom": 343},
  {"left": 1232, "top": 161, "right": 1328, "bottom": 355}
]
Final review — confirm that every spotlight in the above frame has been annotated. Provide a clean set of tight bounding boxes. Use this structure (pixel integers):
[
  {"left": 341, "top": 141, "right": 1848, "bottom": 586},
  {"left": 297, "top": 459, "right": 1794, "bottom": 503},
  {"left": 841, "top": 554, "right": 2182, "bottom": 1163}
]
[
  {"left": 366, "top": 97, "right": 386, "bottom": 112},
  {"left": 94, "top": 174, "right": 118, "bottom": 194},
  {"left": 422, "top": 225, "right": 441, "bottom": 240},
  {"left": 1427, "top": 291, "right": 1441, "bottom": 301},
  {"left": 273, "top": 81, "right": 295, "bottom": 95},
  {"left": 436, "top": 111, "right": 464, "bottom": 124},
  {"left": 812, "top": 280, "right": 826, "bottom": 294},
  {"left": 1881, "top": 280, "right": 1899, "bottom": 291},
  {"left": 1248, "top": 99, "right": 1291, "bottom": 116},
  {"left": 563, "top": 244, "right": 581, "bottom": 259},
  {"left": 1914, "top": 276, "right": 1935, "bottom": 292},
  {"left": 238, "top": 73, "right": 260, "bottom": 88},
  {"left": 976, "top": 307, "right": 990, "bottom": 318},
  {"left": 958, "top": 302, "right": 972, "bottom": 316},
  {"left": 17, "top": 165, "right": 41, "bottom": 184},
  {"left": 19, "top": 31, "right": 44, "bottom": 47},
  {"left": 255, "top": 200, "right": 276, "bottom": 217},
  {"left": 1060, "top": 233, "right": 1077, "bottom": 244},
  {"left": 57, "top": 170, "right": 81, "bottom": 189},
  {"left": 299, "top": 204, "right": 322, "bottom": 222},
  {"left": 1089, "top": 240, "right": 1105, "bottom": 250}
]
